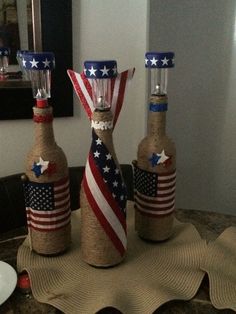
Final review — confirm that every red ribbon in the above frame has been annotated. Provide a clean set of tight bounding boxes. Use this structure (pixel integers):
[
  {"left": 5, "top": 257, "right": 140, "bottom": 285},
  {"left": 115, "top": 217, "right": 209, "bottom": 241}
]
[{"left": 33, "top": 114, "right": 53, "bottom": 123}]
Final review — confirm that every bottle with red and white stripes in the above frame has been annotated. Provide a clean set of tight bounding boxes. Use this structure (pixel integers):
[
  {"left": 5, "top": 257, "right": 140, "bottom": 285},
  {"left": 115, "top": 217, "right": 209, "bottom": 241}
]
[{"left": 134, "top": 52, "right": 176, "bottom": 241}]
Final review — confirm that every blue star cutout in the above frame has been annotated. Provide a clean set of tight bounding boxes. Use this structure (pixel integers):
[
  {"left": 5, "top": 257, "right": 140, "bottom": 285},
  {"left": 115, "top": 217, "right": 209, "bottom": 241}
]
[
  {"left": 32, "top": 162, "right": 42, "bottom": 177},
  {"left": 149, "top": 153, "right": 161, "bottom": 167}
]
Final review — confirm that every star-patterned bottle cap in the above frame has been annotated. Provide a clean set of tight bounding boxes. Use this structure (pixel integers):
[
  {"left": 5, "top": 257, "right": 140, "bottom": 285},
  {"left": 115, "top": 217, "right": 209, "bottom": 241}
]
[
  {"left": 16, "top": 50, "right": 31, "bottom": 58},
  {"left": 84, "top": 60, "right": 117, "bottom": 79},
  {"left": 145, "top": 52, "right": 174, "bottom": 68},
  {"left": 0, "top": 47, "right": 10, "bottom": 56},
  {"left": 21, "top": 52, "right": 55, "bottom": 70}
]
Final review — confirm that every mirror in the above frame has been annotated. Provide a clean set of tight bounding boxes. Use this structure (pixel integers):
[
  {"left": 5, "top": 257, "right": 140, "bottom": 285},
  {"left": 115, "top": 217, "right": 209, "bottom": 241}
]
[{"left": 0, "top": 0, "right": 73, "bottom": 119}]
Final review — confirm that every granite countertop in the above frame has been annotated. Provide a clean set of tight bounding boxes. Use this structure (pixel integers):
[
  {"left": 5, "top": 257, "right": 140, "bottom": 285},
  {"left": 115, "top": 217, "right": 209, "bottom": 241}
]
[{"left": 1, "top": 208, "right": 236, "bottom": 314}]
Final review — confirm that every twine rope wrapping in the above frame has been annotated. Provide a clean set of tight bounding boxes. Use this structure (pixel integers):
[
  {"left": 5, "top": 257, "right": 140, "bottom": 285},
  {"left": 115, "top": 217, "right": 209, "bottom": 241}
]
[
  {"left": 80, "top": 110, "right": 127, "bottom": 266},
  {"left": 17, "top": 201, "right": 207, "bottom": 314},
  {"left": 24, "top": 106, "right": 71, "bottom": 255},
  {"left": 135, "top": 95, "right": 176, "bottom": 241}
]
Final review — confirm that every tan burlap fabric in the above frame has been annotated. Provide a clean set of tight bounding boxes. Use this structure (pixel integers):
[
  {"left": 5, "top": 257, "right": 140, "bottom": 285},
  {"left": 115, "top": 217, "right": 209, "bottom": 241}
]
[
  {"left": 201, "top": 226, "right": 236, "bottom": 311},
  {"left": 17, "top": 202, "right": 206, "bottom": 314}
]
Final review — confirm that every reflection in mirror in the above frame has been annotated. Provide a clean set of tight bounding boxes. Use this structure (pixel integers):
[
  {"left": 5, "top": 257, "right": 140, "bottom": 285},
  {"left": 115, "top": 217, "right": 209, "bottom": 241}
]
[
  {"left": 0, "top": 0, "right": 73, "bottom": 120},
  {"left": 0, "top": 0, "right": 33, "bottom": 81}
]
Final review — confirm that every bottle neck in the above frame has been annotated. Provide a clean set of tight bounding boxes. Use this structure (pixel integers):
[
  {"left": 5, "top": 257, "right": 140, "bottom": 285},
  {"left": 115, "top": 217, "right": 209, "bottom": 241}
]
[
  {"left": 33, "top": 106, "right": 55, "bottom": 147},
  {"left": 147, "top": 95, "right": 168, "bottom": 137}
]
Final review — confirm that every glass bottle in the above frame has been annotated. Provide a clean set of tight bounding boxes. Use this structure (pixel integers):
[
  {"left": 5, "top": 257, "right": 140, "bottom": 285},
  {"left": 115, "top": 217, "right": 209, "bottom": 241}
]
[
  {"left": 80, "top": 60, "right": 127, "bottom": 267},
  {"left": 0, "top": 47, "right": 10, "bottom": 78},
  {"left": 134, "top": 52, "right": 176, "bottom": 241},
  {"left": 21, "top": 52, "right": 71, "bottom": 255}
]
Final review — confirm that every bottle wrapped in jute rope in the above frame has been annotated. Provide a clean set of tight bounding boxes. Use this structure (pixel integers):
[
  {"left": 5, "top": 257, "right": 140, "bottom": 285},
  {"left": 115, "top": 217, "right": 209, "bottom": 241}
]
[
  {"left": 134, "top": 52, "right": 176, "bottom": 241},
  {"left": 68, "top": 60, "right": 134, "bottom": 267},
  {"left": 21, "top": 52, "right": 71, "bottom": 255},
  {"left": 81, "top": 109, "right": 127, "bottom": 266}
]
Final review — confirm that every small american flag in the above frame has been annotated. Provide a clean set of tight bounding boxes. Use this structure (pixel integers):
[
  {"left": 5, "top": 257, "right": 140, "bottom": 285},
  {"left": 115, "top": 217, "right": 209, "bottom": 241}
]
[
  {"left": 67, "top": 68, "right": 135, "bottom": 127},
  {"left": 82, "top": 129, "right": 127, "bottom": 256},
  {"left": 134, "top": 162, "right": 176, "bottom": 217},
  {"left": 24, "top": 177, "right": 71, "bottom": 231}
]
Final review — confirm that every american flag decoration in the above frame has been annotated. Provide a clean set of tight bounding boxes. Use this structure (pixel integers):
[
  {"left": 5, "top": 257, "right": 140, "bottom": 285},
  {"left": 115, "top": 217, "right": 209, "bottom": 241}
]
[
  {"left": 83, "top": 130, "right": 127, "bottom": 256},
  {"left": 68, "top": 60, "right": 134, "bottom": 266},
  {"left": 67, "top": 67, "right": 135, "bottom": 126},
  {"left": 134, "top": 51, "right": 176, "bottom": 241},
  {"left": 133, "top": 162, "right": 176, "bottom": 217},
  {"left": 24, "top": 177, "right": 71, "bottom": 232}
]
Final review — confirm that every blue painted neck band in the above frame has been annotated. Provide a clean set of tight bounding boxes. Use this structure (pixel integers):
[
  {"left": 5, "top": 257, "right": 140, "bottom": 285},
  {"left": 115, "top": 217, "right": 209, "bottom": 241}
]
[{"left": 149, "top": 103, "right": 168, "bottom": 112}]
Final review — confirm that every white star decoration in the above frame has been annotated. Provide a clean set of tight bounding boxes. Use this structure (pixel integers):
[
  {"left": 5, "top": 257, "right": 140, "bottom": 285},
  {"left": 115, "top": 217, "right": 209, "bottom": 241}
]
[
  {"left": 100, "top": 66, "right": 110, "bottom": 76},
  {"left": 22, "top": 58, "right": 27, "bottom": 67},
  {"left": 37, "top": 157, "right": 49, "bottom": 173},
  {"left": 42, "top": 58, "right": 51, "bottom": 68},
  {"left": 113, "top": 181, "right": 118, "bottom": 187},
  {"left": 30, "top": 58, "right": 39, "bottom": 68},
  {"left": 94, "top": 151, "right": 100, "bottom": 158},
  {"left": 161, "top": 57, "right": 169, "bottom": 66},
  {"left": 157, "top": 150, "right": 169, "bottom": 164},
  {"left": 96, "top": 138, "right": 102, "bottom": 145},
  {"left": 112, "top": 66, "right": 117, "bottom": 74},
  {"left": 88, "top": 66, "right": 97, "bottom": 76},
  {"left": 103, "top": 165, "right": 110, "bottom": 173},
  {"left": 150, "top": 57, "right": 158, "bottom": 66},
  {"left": 106, "top": 153, "right": 112, "bottom": 160}
]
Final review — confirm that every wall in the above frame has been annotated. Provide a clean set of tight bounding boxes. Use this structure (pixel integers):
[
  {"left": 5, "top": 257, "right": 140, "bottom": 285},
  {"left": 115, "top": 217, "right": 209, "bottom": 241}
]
[
  {"left": 150, "top": 0, "right": 236, "bottom": 214},
  {"left": 0, "top": 1, "right": 148, "bottom": 181}
]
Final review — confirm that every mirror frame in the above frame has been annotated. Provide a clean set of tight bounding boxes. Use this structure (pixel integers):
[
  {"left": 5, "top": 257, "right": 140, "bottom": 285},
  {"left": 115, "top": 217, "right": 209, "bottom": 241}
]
[{"left": 0, "top": 0, "right": 73, "bottom": 120}]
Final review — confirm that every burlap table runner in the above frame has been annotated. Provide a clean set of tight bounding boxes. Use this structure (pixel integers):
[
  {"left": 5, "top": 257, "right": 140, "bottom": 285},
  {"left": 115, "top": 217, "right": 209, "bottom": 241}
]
[
  {"left": 17, "top": 202, "right": 206, "bottom": 314},
  {"left": 201, "top": 226, "right": 236, "bottom": 311}
]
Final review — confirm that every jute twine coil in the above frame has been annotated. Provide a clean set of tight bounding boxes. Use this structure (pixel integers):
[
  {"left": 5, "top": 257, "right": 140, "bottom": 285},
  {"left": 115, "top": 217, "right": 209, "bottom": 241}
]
[
  {"left": 24, "top": 106, "right": 71, "bottom": 256},
  {"left": 135, "top": 95, "right": 176, "bottom": 241},
  {"left": 81, "top": 109, "right": 126, "bottom": 267}
]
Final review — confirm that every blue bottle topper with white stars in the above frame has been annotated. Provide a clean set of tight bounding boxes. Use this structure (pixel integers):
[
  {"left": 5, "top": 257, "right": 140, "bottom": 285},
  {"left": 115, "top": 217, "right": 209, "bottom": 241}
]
[
  {"left": 145, "top": 51, "right": 175, "bottom": 96},
  {"left": 0, "top": 47, "right": 10, "bottom": 56},
  {"left": 84, "top": 60, "right": 117, "bottom": 79},
  {"left": 21, "top": 52, "right": 55, "bottom": 103},
  {"left": 145, "top": 52, "right": 174, "bottom": 69},
  {"left": 83, "top": 60, "right": 118, "bottom": 110},
  {"left": 21, "top": 52, "right": 55, "bottom": 70}
]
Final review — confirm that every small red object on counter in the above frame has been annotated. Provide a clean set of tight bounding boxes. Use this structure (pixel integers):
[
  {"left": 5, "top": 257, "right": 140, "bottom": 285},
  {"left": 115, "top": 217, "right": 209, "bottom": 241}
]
[{"left": 17, "top": 272, "right": 31, "bottom": 294}]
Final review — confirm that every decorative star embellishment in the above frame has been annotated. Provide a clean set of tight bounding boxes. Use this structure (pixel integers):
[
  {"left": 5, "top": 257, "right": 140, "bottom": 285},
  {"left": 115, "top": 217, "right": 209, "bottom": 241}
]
[
  {"left": 149, "top": 153, "right": 161, "bottom": 167},
  {"left": 150, "top": 57, "right": 158, "bottom": 66},
  {"left": 45, "top": 162, "right": 57, "bottom": 176},
  {"left": 149, "top": 150, "right": 170, "bottom": 167},
  {"left": 145, "top": 58, "right": 149, "bottom": 65},
  {"left": 30, "top": 58, "right": 39, "bottom": 68},
  {"left": 100, "top": 66, "right": 110, "bottom": 76},
  {"left": 32, "top": 162, "right": 42, "bottom": 177},
  {"left": 37, "top": 157, "right": 49, "bottom": 174},
  {"left": 94, "top": 151, "right": 100, "bottom": 158},
  {"left": 157, "top": 150, "right": 169, "bottom": 164},
  {"left": 96, "top": 138, "right": 102, "bottom": 145},
  {"left": 106, "top": 153, "right": 112, "bottom": 160},
  {"left": 103, "top": 165, "right": 110, "bottom": 173},
  {"left": 88, "top": 66, "right": 97, "bottom": 76},
  {"left": 42, "top": 58, "right": 51, "bottom": 68},
  {"left": 22, "top": 58, "right": 27, "bottom": 67},
  {"left": 112, "top": 66, "right": 117, "bottom": 74},
  {"left": 163, "top": 155, "right": 172, "bottom": 167},
  {"left": 161, "top": 57, "right": 169, "bottom": 66}
]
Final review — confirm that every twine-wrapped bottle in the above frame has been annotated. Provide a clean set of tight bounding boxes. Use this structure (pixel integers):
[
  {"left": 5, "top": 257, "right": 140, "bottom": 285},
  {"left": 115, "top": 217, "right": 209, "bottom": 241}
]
[
  {"left": 68, "top": 60, "right": 134, "bottom": 267},
  {"left": 134, "top": 52, "right": 176, "bottom": 241},
  {"left": 21, "top": 52, "right": 71, "bottom": 255}
]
